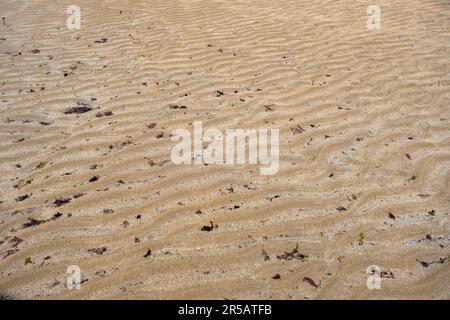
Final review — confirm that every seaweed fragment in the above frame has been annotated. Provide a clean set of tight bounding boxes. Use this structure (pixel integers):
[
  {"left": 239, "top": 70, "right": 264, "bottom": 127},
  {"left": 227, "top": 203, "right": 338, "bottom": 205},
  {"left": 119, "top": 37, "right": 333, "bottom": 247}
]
[
  {"left": 15, "top": 194, "right": 31, "bottom": 202},
  {"left": 201, "top": 221, "right": 217, "bottom": 232},
  {"left": 143, "top": 249, "right": 152, "bottom": 258},
  {"left": 303, "top": 276, "right": 318, "bottom": 288},
  {"left": 357, "top": 232, "right": 365, "bottom": 245},
  {"left": 87, "top": 247, "right": 107, "bottom": 255},
  {"left": 64, "top": 102, "right": 92, "bottom": 114},
  {"left": 277, "top": 243, "right": 308, "bottom": 261},
  {"left": 53, "top": 197, "right": 71, "bottom": 207},
  {"left": 36, "top": 161, "right": 47, "bottom": 169}
]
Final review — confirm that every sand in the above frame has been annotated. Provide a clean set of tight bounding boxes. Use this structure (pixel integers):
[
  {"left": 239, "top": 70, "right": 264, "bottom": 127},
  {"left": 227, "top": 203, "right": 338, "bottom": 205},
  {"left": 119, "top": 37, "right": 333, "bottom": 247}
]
[{"left": 0, "top": 0, "right": 449, "bottom": 299}]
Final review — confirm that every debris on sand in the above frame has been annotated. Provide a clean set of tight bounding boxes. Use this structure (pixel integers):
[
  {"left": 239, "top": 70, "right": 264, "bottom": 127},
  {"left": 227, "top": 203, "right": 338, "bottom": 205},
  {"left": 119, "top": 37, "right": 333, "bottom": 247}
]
[
  {"left": 9, "top": 236, "right": 23, "bottom": 248},
  {"left": 262, "top": 248, "right": 270, "bottom": 261},
  {"left": 89, "top": 175, "right": 99, "bottom": 182},
  {"left": 22, "top": 212, "right": 62, "bottom": 229},
  {"left": 357, "top": 232, "right": 365, "bottom": 245},
  {"left": 15, "top": 194, "right": 31, "bottom": 202},
  {"left": 36, "top": 161, "right": 47, "bottom": 169},
  {"left": 95, "top": 38, "right": 108, "bottom": 43},
  {"left": 22, "top": 218, "right": 44, "bottom": 229},
  {"left": 272, "top": 273, "right": 281, "bottom": 280},
  {"left": 87, "top": 247, "right": 107, "bottom": 255},
  {"left": 53, "top": 197, "right": 71, "bottom": 207},
  {"left": 303, "top": 276, "right": 318, "bottom": 288},
  {"left": 264, "top": 104, "right": 275, "bottom": 112},
  {"left": 381, "top": 270, "right": 395, "bottom": 279},
  {"left": 168, "top": 103, "right": 187, "bottom": 110},
  {"left": 2, "top": 249, "right": 19, "bottom": 259},
  {"left": 416, "top": 257, "right": 447, "bottom": 268},
  {"left": 291, "top": 125, "right": 305, "bottom": 134},
  {"left": 64, "top": 102, "right": 92, "bottom": 114},
  {"left": 96, "top": 111, "right": 113, "bottom": 118},
  {"left": 277, "top": 243, "right": 308, "bottom": 261},
  {"left": 201, "top": 221, "right": 218, "bottom": 232},
  {"left": 143, "top": 249, "right": 152, "bottom": 258}
]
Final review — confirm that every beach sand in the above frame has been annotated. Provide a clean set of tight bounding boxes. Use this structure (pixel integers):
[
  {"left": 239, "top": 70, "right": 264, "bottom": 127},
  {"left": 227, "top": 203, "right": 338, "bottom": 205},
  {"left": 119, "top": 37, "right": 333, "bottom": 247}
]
[{"left": 0, "top": 0, "right": 449, "bottom": 299}]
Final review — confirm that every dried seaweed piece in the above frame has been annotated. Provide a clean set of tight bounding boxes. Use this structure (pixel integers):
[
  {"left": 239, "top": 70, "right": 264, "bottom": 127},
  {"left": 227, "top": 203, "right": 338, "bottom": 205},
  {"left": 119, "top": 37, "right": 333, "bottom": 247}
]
[
  {"left": 291, "top": 125, "right": 305, "bottom": 134},
  {"left": 22, "top": 218, "right": 44, "bottom": 229},
  {"left": 95, "top": 38, "right": 108, "bottom": 43},
  {"left": 388, "top": 212, "right": 396, "bottom": 220},
  {"left": 143, "top": 249, "right": 152, "bottom": 258},
  {"left": 64, "top": 102, "right": 92, "bottom": 114},
  {"left": 36, "top": 161, "right": 47, "bottom": 169},
  {"left": 2, "top": 248, "right": 18, "bottom": 259},
  {"left": 416, "top": 259, "right": 429, "bottom": 268},
  {"left": 265, "top": 195, "right": 280, "bottom": 202},
  {"left": 416, "top": 256, "right": 447, "bottom": 268},
  {"left": 53, "top": 197, "right": 71, "bottom": 207},
  {"left": 95, "top": 270, "right": 107, "bottom": 277},
  {"left": 168, "top": 104, "right": 187, "bottom": 110},
  {"left": 96, "top": 111, "right": 113, "bottom": 118},
  {"left": 22, "top": 212, "right": 61, "bottom": 229},
  {"left": 201, "top": 221, "right": 217, "bottom": 232},
  {"left": 87, "top": 247, "right": 107, "bottom": 255},
  {"left": 15, "top": 194, "right": 31, "bottom": 202},
  {"left": 9, "top": 236, "right": 23, "bottom": 248},
  {"left": 89, "top": 175, "right": 99, "bottom": 182},
  {"left": 50, "top": 212, "right": 63, "bottom": 221},
  {"left": 380, "top": 270, "right": 394, "bottom": 279},
  {"left": 147, "top": 122, "right": 157, "bottom": 129},
  {"left": 358, "top": 232, "right": 365, "bottom": 245},
  {"left": 24, "top": 257, "right": 32, "bottom": 265},
  {"left": 272, "top": 274, "right": 281, "bottom": 280},
  {"left": 264, "top": 105, "right": 274, "bottom": 112},
  {"left": 277, "top": 243, "right": 308, "bottom": 261},
  {"left": 40, "top": 256, "right": 51, "bottom": 266},
  {"left": 65, "top": 106, "right": 92, "bottom": 114},
  {"left": 336, "top": 206, "right": 347, "bottom": 211},
  {"left": 262, "top": 249, "right": 270, "bottom": 261},
  {"left": 303, "top": 276, "right": 318, "bottom": 288}
]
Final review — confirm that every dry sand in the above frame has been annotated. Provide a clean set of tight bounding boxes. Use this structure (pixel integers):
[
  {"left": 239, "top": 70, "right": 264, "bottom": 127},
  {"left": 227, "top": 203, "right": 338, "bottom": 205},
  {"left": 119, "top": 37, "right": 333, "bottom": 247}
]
[{"left": 0, "top": 0, "right": 449, "bottom": 299}]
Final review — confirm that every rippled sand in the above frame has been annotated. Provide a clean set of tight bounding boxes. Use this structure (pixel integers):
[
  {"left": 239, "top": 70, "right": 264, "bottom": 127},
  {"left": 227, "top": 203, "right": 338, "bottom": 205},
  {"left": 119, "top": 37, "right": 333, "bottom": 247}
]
[{"left": 0, "top": 0, "right": 449, "bottom": 299}]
